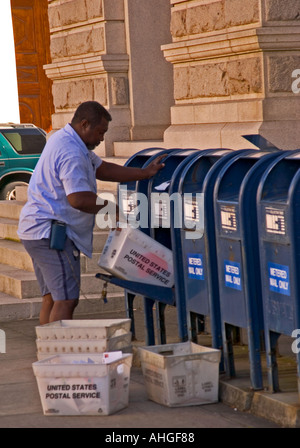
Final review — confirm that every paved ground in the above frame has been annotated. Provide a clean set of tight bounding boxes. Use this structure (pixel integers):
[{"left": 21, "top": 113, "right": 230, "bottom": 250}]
[{"left": 0, "top": 304, "right": 286, "bottom": 430}]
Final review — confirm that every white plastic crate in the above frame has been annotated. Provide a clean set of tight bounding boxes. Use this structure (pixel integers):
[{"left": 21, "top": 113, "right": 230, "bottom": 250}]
[
  {"left": 32, "top": 352, "right": 133, "bottom": 416},
  {"left": 138, "top": 341, "right": 221, "bottom": 407},
  {"left": 35, "top": 319, "right": 131, "bottom": 341},
  {"left": 36, "top": 332, "right": 132, "bottom": 360},
  {"left": 98, "top": 227, "right": 174, "bottom": 288}
]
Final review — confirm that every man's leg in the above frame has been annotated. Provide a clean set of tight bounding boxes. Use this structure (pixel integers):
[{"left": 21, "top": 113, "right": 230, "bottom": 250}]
[
  {"left": 49, "top": 298, "right": 79, "bottom": 322},
  {"left": 22, "top": 238, "right": 81, "bottom": 324},
  {"left": 40, "top": 293, "right": 54, "bottom": 325}
]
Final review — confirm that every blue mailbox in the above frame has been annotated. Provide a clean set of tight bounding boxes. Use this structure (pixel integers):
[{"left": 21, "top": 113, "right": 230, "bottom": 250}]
[
  {"left": 168, "top": 149, "right": 255, "bottom": 371},
  {"left": 213, "top": 149, "right": 288, "bottom": 390},
  {"left": 143, "top": 148, "right": 205, "bottom": 343},
  {"left": 257, "top": 150, "right": 300, "bottom": 395},
  {"left": 97, "top": 147, "right": 175, "bottom": 342},
  {"left": 97, "top": 147, "right": 202, "bottom": 345}
]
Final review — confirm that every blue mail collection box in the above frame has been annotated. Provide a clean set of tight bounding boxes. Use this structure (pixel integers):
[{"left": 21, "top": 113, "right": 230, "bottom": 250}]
[
  {"left": 98, "top": 147, "right": 174, "bottom": 342},
  {"left": 257, "top": 150, "right": 300, "bottom": 395},
  {"left": 213, "top": 149, "right": 287, "bottom": 390},
  {"left": 168, "top": 149, "right": 238, "bottom": 359},
  {"left": 109, "top": 147, "right": 171, "bottom": 340},
  {"left": 98, "top": 147, "right": 203, "bottom": 345},
  {"left": 144, "top": 148, "right": 203, "bottom": 343}
]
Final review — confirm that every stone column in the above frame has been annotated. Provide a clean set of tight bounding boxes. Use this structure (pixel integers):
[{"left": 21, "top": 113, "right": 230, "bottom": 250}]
[
  {"left": 123, "top": 0, "right": 174, "bottom": 141},
  {"left": 44, "top": 0, "right": 130, "bottom": 156},
  {"left": 162, "top": 0, "right": 300, "bottom": 150}
]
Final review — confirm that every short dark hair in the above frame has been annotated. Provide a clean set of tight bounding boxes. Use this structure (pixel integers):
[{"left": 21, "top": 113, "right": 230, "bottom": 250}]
[{"left": 71, "top": 101, "right": 112, "bottom": 127}]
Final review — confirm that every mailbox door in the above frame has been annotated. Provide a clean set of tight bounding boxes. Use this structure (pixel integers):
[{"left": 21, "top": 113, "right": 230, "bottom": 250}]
[
  {"left": 147, "top": 149, "right": 201, "bottom": 248},
  {"left": 177, "top": 150, "right": 234, "bottom": 316},
  {"left": 257, "top": 153, "right": 300, "bottom": 334},
  {"left": 119, "top": 148, "right": 178, "bottom": 232},
  {"left": 170, "top": 149, "right": 247, "bottom": 347},
  {"left": 214, "top": 152, "right": 262, "bottom": 327}
]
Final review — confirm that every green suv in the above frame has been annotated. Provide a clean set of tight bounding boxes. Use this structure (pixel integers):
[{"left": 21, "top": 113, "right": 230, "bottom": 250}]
[{"left": 0, "top": 123, "right": 46, "bottom": 200}]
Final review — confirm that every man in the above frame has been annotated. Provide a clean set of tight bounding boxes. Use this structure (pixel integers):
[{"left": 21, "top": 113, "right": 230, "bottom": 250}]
[{"left": 17, "top": 101, "right": 165, "bottom": 324}]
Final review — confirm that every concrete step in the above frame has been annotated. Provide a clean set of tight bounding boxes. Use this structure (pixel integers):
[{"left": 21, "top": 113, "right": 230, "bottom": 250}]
[
  {"left": 92, "top": 230, "right": 109, "bottom": 252},
  {"left": 113, "top": 141, "right": 168, "bottom": 158},
  {"left": 0, "top": 202, "right": 111, "bottom": 245},
  {"left": 0, "top": 217, "right": 19, "bottom": 241},
  {"left": 0, "top": 262, "right": 123, "bottom": 299},
  {"left": 0, "top": 291, "right": 127, "bottom": 322},
  {"left": 0, "top": 200, "right": 24, "bottom": 220},
  {"left": 0, "top": 223, "right": 110, "bottom": 251},
  {"left": 0, "top": 239, "right": 33, "bottom": 271},
  {"left": 0, "top": 220, "right": 109, "bottom": 249},
  {"left": 0, "top": 236, "right": 108, "bottom": 274},
  {"left": 0, "top": 264, "right": 38, "bottom": 299},
  {"left": 81, "top": 253, "right": 101, "bottom": 274}
]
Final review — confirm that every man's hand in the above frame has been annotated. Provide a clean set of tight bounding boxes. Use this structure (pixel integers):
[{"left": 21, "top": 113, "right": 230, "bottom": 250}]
[
  {"left": 96, "top": 154, "right": 166, "bottom": 182},
  {"left": 142, "top": 154, "right": 166, "bottom": 179}
]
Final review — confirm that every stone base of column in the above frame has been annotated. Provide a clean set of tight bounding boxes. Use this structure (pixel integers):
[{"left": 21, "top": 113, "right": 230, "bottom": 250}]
[{"left": 164, "top": 120, "right": 300, "bottom": 151}]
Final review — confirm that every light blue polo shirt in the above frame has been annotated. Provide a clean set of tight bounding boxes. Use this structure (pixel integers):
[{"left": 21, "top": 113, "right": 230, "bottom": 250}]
[{"left": 17, "top": 124, "right": 102, "bottom": 257}]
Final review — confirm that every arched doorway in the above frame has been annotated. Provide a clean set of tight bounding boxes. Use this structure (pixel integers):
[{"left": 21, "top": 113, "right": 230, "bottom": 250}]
[{"left": 11, "top": 0, "right": 54, "bottom": 132}]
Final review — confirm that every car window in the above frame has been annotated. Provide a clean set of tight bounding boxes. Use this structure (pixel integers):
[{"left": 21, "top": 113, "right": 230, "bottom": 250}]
[{"left": 1, "top": 129, "right": 46, "bottom": 155}]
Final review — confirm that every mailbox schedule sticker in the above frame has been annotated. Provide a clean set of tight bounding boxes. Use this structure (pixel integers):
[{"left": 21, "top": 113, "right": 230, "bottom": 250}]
[
  {"left": 265, "top": 207, "right": 286, "bottom": 235},
  {"left": 268, "top": 262, "right": 290, "bottom": 296}
]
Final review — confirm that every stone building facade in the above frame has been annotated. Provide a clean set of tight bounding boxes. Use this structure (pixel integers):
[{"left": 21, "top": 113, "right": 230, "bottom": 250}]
[
  {"left": 44, "top": 0, "right": 300, "bottom": 157},
  {"left": 44, "top": 0, "right": 173, "bottom": 156},
  {"left": 163, "top": 0, "right": 300, "bottom": 151}
]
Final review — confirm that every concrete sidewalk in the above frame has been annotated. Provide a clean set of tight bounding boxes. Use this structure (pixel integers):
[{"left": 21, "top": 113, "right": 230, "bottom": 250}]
[{"left": 0, "top": 303, "right": 298, "bottom": 429}]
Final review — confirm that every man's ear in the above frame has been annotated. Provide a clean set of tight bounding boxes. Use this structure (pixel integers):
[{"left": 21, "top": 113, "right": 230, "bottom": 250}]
[{"left": 80, "top": 119, "right": 89, "bottom": 130}]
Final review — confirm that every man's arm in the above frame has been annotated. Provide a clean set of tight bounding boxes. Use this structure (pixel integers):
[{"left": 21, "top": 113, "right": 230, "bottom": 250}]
[
  {"left": 67, "top": 191, "right": 120, "bottom": 222},
  {"left": 96, "top": 155, "right": 165, "bottom": 182},
  {"left": 67, "top": 191, "right": 103, "bottom": 214},
  {"left": 67, "top": 155, "right": 165, "bottom": 214}
]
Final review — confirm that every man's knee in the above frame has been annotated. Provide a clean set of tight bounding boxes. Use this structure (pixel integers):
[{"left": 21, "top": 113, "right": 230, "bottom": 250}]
[
  {"left": 50, "top": 298, "right": 79, "bottom": 321},
  {"left": 43, "top": 293, "right": 54, "bottom": 305},
  {"left": 60, "top": 299, "right": 79, "bottom": 312}
]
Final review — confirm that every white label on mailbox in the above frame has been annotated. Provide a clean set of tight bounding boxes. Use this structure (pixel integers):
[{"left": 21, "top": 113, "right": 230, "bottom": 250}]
[
  {"left": 122, "top": 194, "right": 136, "bottom": 216},
  {"left": 184, "top": 197, "right": 199, "bottom": 223},
  {"left": 220, "top": 205, "right": 237, "bottom": 231},
  {"left": 154, "top": 199, "right": 169, "bottom": 221},
  {"left": 265, "top": 207, "right": 286, "bottom": 235}
]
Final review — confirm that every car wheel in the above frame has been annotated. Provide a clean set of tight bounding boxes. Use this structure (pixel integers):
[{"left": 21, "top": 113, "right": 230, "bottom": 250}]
[{"left": 0, "top": 181, "right": 29, "bottom": 201}]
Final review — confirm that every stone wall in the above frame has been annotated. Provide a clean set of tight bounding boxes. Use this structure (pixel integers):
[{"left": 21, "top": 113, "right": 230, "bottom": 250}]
[
  {"left": 162, "top": 0, "right": 300, "bottom": 150},
  {"left": 44, "top": 0, "right": 129, "bottom": 156},
  {"left": 44, "top": 0, "right": 173, "bottom": 156},
  {"left": 44, "top": 0, "right": 300, "bottom": 154}
]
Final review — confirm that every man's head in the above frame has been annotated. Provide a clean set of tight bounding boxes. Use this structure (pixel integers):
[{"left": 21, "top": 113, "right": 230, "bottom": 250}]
[{"left": 71, "top": 101, "right": 112, "bottom": 150}]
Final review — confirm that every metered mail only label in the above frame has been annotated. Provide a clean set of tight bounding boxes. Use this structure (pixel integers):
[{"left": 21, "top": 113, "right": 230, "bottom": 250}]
[
  {"left": 187, "top": 254, "right": 204, "bottom": 280},
  {"left": 268, "top": 262, "right": 290, "bottom": 296},
  {"left": 224, "top": 260, "right": 242, "bottom": 290}
]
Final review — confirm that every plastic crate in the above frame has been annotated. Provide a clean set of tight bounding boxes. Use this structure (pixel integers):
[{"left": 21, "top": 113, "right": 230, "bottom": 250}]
[
  {"left": 36, "top": 332, "right": 132, "bottom": 360},
  {"left": 32, "top": 352, "right": 133, "bottom": 415},
  {"left": 138, "top": 341, "right": 221, "bottom": 407},
  {"left": 98, "top": 227, "right": 174, "bottom": 288},
  {"left": 35, "top": 319, "right": 131, "bottom": 341}
]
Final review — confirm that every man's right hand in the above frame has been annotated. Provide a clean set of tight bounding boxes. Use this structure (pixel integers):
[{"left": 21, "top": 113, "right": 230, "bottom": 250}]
[{"left": 142, "top": 154, "right": 166, "bottom": 179}]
